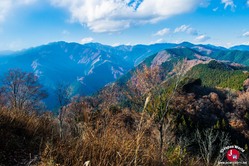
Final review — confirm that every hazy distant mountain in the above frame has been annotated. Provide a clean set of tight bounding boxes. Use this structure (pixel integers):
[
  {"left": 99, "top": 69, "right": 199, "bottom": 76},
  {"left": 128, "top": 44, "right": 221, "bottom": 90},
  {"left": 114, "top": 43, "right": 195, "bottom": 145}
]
[
  {"left": 0, "top": 41, "right": 249, "bottom": 109},
  {"left": 0, "top": 41, "right": 179, "bottom": 108},
  {"left": 116, "top": 46, "right": 249, "bottom": 87},
  {"left": 0, "top": 50, "right": 15, "bottom": 55},
  {"left": 230, "top": 45, "right": 249, "bottom": 51},
  {"left": 207, "top": 50, "right": 249, "bottom": 66}
]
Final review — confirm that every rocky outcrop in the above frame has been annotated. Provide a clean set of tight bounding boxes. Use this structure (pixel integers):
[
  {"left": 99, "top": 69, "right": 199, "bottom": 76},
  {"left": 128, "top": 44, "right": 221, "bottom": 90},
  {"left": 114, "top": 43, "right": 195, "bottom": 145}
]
[{"left": 243, "top": 78, "right": 249, "bottom": 92}]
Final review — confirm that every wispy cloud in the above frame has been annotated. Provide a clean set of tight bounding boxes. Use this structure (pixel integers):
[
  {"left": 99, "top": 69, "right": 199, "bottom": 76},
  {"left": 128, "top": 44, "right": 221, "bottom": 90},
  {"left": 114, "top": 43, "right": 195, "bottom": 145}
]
[
  {"left": 149, "top": 38, "right": 165, "bottom": 45},
  {"left": 0, "top": 1, "right": 11, "bottom": 22},
  {"left": 62, "top": 30, "right": 70, "bottom": 35},
  {"left": 111, "top": 43, "right": 121, "bottom": 47},
  {"left": 213, "top": 7, "right": 219, "bottom": 12},
  {"left": 154, "top": 28, "right": 170, "bottom": 36},
  {"left": 199, "top": 0, "right": 210, "bottom": 7},
  {"left": 221, "top": 0, "right": 236, "bottom": 11},
  {"left": 195, "top": 34, "right": 210, "bottom": 42},
  {"left": 50, "top": 0, "right": 202, "bottom": 33},
  {"left": 20, "top": 0, "right": 37, "bottom": 5},
  {"left": 0, "top": 0, "right": 36, "bottom": 23},
  {"left": 80, "top": 37, "right": 94, "bottom": 44},
  {"left": 174, "top": 25, "right": 189, "bottom": 33},
  {"left": 174, "top": 25, "right": 198, "bottom": 36},
  {"left": 242, "top": 31, "right": 249, "bottom": 37}
]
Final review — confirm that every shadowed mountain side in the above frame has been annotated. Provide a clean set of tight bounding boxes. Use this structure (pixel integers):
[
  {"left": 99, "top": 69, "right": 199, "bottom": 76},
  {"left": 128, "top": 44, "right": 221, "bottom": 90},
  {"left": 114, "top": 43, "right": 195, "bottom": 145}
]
[{"left": 0, "top": 41, "right": 249, "bottom": 109}]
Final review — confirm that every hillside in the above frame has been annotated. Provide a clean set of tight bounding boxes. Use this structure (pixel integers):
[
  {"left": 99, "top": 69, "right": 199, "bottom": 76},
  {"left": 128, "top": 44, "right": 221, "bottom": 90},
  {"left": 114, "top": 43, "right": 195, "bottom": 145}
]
[
  {"left": 208, "top": 50, "right": 249, "bottom": 66},
  {"left": 0, "top": 42, "right": 180, "bottom": 108},
  {"left": 117, "top": 47, "right": 210, "bottom": 84},
  {"left": 1, "top": 41, "right": 249, "bottom": 110},
  {"left": 186, "top": 60, "right": 249, "bottom": 90},
  {"left": 230, "top": 45, "right": 249, "bottom": 51},
  {"left": 3, "top": 0, "right": 249, "bottom": 165},
  {"left": 1, "top": 59, "right": 249, "bottom": 165},
  {"left": 1, "top": 43, "right": 249, "bottom": 165}
]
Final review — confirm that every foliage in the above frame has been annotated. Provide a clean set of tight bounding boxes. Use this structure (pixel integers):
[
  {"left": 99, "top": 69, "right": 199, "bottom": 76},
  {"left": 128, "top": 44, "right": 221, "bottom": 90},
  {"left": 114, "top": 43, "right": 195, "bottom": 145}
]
[
  {"left": 2, "top": 59, "right": 249, "bottom": 166},
  {"left": 235, "top": 92, "right": 249, "bottom": 110},
  {"left": 165, "top": 145, "right": 187, "bottom": 166},
  {"left": 187, "top": 61, "right": 249, "bottom": 90},
  {"left": 209, "top": 50, "right": 249, "bottom": 66}
]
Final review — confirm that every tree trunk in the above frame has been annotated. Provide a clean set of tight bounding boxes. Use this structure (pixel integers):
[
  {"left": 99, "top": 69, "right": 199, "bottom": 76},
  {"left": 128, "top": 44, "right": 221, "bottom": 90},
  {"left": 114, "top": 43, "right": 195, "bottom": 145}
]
[
  {"left": 59, "top": 107, "right": 63, "bottom": 139},
  {"left": 159, "top": 122, "right": 163, "bottom": 162}
]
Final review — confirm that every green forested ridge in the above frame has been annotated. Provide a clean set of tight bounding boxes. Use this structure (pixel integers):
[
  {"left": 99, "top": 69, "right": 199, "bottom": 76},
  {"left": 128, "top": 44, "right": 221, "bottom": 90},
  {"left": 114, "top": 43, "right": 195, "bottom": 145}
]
[
  {"left": 209, "top": 50, "right": 249, "bottom": 66},
  {"left": 117, "top": 47, "right": 199, "bottom": 85},
  {"left": 187, "top": 60, "right": 249, "bottom": 90}
]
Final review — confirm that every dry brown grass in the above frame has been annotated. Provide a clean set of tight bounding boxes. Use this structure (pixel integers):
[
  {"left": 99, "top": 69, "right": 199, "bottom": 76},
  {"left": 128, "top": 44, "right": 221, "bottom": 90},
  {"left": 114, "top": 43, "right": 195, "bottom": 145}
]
[
  {"left": 41, "top": 127, "right": 160, "bottom": 166},
  {"left": 38, "top": 107, "right": 203, "bottom": 166},
  {"left": 0, "top": 108, "right": 55, "bottom": 165},
  {"left": 40, "top": 109, "right": 161, "bottom": 166},
  {"left": 0, "top": 107, "right": 201, "bottom": 166}
]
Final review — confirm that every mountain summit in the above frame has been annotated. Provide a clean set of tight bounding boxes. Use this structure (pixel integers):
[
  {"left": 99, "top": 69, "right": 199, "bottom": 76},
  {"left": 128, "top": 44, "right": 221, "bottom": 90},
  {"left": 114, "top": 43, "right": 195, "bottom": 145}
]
[{"left": 0, "top": 41, "right": 249, "bottom": 109}]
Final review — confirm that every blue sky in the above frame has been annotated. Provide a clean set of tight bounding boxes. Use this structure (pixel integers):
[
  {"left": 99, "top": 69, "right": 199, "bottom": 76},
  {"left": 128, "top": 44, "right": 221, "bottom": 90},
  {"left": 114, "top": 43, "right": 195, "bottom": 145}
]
[{"left": 0, "top": 0, "right": 249, "bottom": 50}]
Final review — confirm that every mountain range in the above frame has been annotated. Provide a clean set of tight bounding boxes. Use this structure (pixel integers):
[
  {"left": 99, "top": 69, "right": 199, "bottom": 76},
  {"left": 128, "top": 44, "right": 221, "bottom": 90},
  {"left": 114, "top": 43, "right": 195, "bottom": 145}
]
[{"left": 1, "top": 41, "right": 249, "bottom": 109}]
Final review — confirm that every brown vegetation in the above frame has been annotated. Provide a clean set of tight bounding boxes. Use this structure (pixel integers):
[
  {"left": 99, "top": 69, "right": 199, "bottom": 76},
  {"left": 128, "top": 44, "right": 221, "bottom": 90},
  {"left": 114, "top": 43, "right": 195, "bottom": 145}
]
[
  {"left": 0, "top": 108, "right": 54, "bottom": 165},
  {"left": 1, "top": 65, "right": 249, "bottom": 166}
]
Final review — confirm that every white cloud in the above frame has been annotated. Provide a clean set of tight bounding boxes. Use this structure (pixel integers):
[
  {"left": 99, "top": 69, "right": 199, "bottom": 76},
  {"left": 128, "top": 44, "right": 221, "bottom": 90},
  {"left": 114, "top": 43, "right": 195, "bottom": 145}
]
[
  {"left": 19, "top": 0, "right": 37, "bottom": 5},
  {"left": 195, "top": 34, "right": 210, "bottom": 42},
  {"left": 221, "top": 0, "right": 236, "bottom": 11},
  {"left": 174, "top": 25, "right": 209, "bottom": 42},
  {"left": 175, "top": 25, "right": 189, "bottom": 33},
  {"left": 80, "top": 37, "right": 94, "bottom": 44},
  {"left": 155, "top": 38, "right": 164, "bottom": 43},
  {"left": 0, "top": 0, "right": 36, "bottom": 23},
  {"left": 247, "top": 0, "right": 249, "bottom": 6},
  {"left": 242, "top": 41, "right": 249, "bottom": 45},
  {"left": 174, "top": 25, "right": 198, "bottom": 36},
  {"left": 149, "top": 38, "right": 165, "bottom": 45},
  {"left": 154, "top": 28, "right": 170, "bottom": 36},
  {"left": 242, "top": 31, "right": 249, "bottom": 37},
  {"left": 111, "top": 43, "right": 121, "bottom": 47},
  {"left": 50, "top": 0, "right": 202, "bottom": 33},
  {"left": 213, "top": 7, "right": 218, "bottom": 12},
  {"left": 0, "top": 1, "right": 11, "bottom": 22},
  {"left": 199, "top": 0, "right": 210, "bottom": 7}
]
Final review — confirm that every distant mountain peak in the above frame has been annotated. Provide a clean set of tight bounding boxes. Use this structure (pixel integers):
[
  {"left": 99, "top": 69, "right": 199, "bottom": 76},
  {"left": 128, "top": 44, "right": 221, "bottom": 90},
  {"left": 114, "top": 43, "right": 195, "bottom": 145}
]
[
  {"left": 230, "top": 45, "right": 249, "bottom": 51},
  {"left": 179, "top": 41, "right": 195, "bottom": 47}
]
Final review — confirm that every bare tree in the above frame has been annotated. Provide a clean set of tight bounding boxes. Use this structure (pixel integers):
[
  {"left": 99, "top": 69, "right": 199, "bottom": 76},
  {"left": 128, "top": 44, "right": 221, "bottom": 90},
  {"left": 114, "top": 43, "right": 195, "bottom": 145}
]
[
  {"left": 1, "top": 69, "right": 47, "bottom": 112},
  {"left": 195, "top": 128, "right": 230, "bottom": 166},
  {"left": 155, "top": 59, "right": 188, "bottom": 161},
  {"left": 55, "top": 83, "right": 72, "bottom": 138},
  {"left": 127, "top": 65, "right": 166, "bottom": 165},
  {"left": 128, "top": 59, "right": 188, "bottom": 162},
  {"left": 127, "top": 64, "right": 163, "bottom": 111}
]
